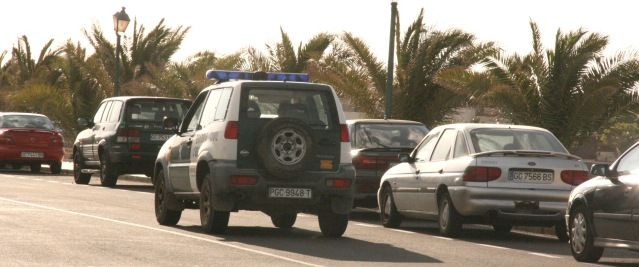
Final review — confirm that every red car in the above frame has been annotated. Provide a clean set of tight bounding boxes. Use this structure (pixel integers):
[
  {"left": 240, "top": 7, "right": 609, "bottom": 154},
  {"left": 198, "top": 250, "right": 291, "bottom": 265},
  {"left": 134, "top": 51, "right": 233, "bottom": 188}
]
[{"left": 0, "top": 112, "right": 64, "bottom": 174}]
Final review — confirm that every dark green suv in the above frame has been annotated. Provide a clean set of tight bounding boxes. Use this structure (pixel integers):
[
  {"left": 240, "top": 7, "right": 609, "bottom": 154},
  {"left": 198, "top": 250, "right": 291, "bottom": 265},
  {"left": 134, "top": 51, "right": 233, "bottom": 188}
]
[{"left": 73, "top": 96, "right": 191, "bottom": 186}]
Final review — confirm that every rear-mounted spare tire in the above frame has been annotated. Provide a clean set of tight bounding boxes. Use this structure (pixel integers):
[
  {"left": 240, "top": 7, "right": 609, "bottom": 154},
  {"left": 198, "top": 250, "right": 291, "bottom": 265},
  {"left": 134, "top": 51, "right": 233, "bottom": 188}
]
[{"left": 257, "top": 118, "right": 314, "bottom": 179}]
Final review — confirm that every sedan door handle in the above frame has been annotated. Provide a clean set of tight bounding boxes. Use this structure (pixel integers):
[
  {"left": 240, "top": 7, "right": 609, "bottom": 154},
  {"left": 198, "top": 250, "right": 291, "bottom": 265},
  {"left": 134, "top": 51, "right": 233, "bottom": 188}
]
[
  {"left": 415, "top": 169, "right": 420, "bottom": 174},
  {"left": 438, "top": 169, "right": 443, "bottom": 174},
  {"left": 186, "top": 139, "right": 193, "bottom": 145}
]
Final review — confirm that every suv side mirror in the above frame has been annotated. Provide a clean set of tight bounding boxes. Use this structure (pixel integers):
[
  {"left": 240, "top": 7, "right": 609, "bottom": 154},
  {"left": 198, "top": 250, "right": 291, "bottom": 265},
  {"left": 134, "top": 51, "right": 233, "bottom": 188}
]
[
  {"left": 163, "top": 117, "right": 180, "bottom": 133},
  {"left": 398, "top": 153, "right": 412, "bottom": 163},
  {"left": 77, "top": 118, "right": 93, "bottom": 128}
]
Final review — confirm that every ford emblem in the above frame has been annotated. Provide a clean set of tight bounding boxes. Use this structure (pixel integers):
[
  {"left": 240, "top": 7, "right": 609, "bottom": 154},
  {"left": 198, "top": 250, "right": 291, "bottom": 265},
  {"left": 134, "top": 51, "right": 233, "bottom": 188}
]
[{"left": 240, "top": 149, "right": 250, "bottom": 157}]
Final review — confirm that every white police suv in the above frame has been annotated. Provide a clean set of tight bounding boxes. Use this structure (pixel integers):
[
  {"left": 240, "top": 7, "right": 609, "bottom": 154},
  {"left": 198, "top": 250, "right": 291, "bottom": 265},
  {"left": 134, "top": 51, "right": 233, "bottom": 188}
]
[{"left": 153, "top": 71, "right": 355, "bottom": 237}]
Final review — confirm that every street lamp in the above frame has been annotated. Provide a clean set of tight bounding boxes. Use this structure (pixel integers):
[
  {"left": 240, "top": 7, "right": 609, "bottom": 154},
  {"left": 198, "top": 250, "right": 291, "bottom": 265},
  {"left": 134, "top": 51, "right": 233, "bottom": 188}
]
[
  {"left": 113, "top": 7, "right": 130, "bottom": 96},
  {"left": 385, "top": 0, "right": 398, "bottom": 119}
]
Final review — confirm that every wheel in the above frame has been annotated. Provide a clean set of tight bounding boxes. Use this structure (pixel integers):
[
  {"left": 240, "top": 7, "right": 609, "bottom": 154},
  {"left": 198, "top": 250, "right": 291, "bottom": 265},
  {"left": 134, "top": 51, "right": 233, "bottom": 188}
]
[
  {"left": 555, "top": 222, "right": 569, "bottom": 242},
  {"left": 200, "top": 177, "right": 230, "bottom": 234},
  {"left": 438, "top": 192, "right": 462, "bottom": 237},
  {"left": 492, "top": 224, "right": 512, "bottom": 234},
  {"left": 271, "top": 213, "right": 297, "bottom": 229},
  {"left": 154, "top": 170, "right": 182, "bottom": 226},
  {"left": 569, "top": 205, "right": 604, "bottom": 262},
  {"left": 379, "top": 185, "right": 402, "bottom": 228},
  {"left": 73, "top": 152, "right": 91, "bottom": 184},
  {"left": 50, "top": 161, "right": 62, "bottom": 174},
  {"left": 256, "top": 118, "right": 314, "bottom": 179},
  {"left": 99, "top": 152, "right": 118, "bottom": 187},
  {"left": 318, "top": 211, "right": 348, "bottom": 238},
  {"left": 30, "top": 163, "right": 41, "bottom": 173}
]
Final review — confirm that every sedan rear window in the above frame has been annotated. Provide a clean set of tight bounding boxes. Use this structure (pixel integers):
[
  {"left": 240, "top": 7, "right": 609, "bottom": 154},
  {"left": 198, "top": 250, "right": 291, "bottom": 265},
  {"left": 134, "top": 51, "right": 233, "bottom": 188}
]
[
  {"left": 0, "top": 115, "right": 54, "bottom": 130},
  {"left": 353, "top": 123, "right": 428, "bottom": 149},
  {"left": 470, "top": 128, "right": 566, "bottom": 153}
]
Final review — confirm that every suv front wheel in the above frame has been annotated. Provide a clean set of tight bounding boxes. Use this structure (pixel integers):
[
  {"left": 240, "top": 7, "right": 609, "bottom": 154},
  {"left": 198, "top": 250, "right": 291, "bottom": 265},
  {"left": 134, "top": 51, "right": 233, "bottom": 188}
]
[
  {"left": 73, "top": 152, "right": 91, "bottom": 184},
  {"left": 155, "top": 169, "right": 182, "bottom": 225}
]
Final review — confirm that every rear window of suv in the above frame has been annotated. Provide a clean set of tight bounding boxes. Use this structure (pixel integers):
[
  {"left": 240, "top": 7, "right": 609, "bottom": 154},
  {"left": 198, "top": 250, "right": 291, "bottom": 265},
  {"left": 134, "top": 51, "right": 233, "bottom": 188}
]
[
  {"left": 244, "top": 88, "right": 338, "bottom": 129},
  {"left": 125, "top": 99, "right": 191, "bottom": 123}
]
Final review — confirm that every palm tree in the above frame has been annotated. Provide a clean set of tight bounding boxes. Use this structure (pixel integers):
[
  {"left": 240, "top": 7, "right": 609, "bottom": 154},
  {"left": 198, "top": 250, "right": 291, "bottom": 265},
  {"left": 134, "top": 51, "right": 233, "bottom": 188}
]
[
  {"left": 454, "top": 21, "right": 639, "bottom": 148},
  {"left": 84, "top": 19, "right": 190, "bottom": 96},
  {"left": 7, "top": 36, "right": 63, "bottom": 87},
  {"left": 312, "top": 9, "right": 496, "bottom": 125}
]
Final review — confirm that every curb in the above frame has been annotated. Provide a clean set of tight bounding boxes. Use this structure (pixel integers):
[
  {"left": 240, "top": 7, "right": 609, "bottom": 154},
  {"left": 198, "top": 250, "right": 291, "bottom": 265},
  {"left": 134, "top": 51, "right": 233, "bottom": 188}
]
[{"left": 45, "top": 162, "right": 152, "bottom": 184}]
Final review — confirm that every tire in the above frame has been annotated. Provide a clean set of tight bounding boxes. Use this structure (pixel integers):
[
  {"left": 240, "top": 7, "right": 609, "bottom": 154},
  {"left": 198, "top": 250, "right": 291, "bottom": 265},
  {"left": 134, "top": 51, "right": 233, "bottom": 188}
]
[
  {"left": 492, "top": 224, "right": 512, "bottom": 234},
  {"left": 50, "top": 161, "right": 62, "bottom": 174},
  {"left": 379, "top": 185, "right": 402, "bottom": 228},
  {"left": 256, "top": 118, "right": 314, "bottom": 179},
  {"left": 73, "top": 152, "right": 91, "bottom": 184},
  {"left": 271, "top": 213, "right": 297, "bottom": 229},
  {"left": 200, "top": 177, "right": 230, "bottom": 234},
  {"left": 569, "top": 205, "right": 604, "bottom": 262},
  {"left": 555, "top": 222, "right": 569, "bottom": 242},
  {"left": 438, "top": 192, "right": 462, "bottom": 237},
  {"left": 30, "top": 163, "right": 41, "bottom": 173},
  {"left": 154, "top": 170, "right": 182, "bottom": 226},
  {"left": 318, "top": 211, "right": 348, "bottom": 238},
  {"left": 99, "top": 152, "right": 118, "bottom": 187}
]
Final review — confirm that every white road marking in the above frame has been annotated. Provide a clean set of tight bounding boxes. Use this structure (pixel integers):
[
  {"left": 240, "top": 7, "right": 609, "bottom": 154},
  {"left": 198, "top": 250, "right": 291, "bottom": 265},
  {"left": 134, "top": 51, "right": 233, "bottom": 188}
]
[
  {"left": 33, "top": 179, "right": 43, "bottom": 181},
  {"left": 390, "top": 229, "right": 415, "bottom": 234},
  {"left": 47, "top": 181, "right": 60, "bottom": 184},
  {"left": 431, "top": 236, "right": 453, "bottom": 241},
  {"left": 0, "top": 196, "right": 323, "bottom": 267},
  {"left": 528, "top": 252, "right": 560, "bottom": 259},
  {"left": 354, "top": 223, "right": 381, "bottom": 228},
  {"left": 477, "top": 243, "right": 509, "bottom": 250}
]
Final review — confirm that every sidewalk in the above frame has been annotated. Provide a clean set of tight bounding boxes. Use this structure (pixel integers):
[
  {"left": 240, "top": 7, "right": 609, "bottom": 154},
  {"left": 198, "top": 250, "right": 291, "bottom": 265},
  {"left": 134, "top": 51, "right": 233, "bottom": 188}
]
[{"left": 45, "top": 161, "right": 152, "bottom": 184}]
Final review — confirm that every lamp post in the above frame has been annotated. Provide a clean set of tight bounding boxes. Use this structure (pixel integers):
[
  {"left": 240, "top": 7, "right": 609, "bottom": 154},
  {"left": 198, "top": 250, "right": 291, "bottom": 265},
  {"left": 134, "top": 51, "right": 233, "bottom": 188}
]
[
  {"left": 385, "top": 0, "right": 398, "bottom": 119},
  {"left": 113, "top": 7, "right": 130, "bottom": 96}
]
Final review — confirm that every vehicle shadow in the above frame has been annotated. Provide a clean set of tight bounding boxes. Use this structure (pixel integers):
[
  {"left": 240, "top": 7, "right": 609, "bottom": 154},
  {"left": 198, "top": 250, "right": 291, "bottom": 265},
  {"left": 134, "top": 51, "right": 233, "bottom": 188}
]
[
  {"left": 349, "top": 208, "right": 639, "bottom": 262},
  {"left": 173, "top": 224, "right": 441, "bottom": 263},
  {"left": 86, "top": 184, "right": 154, "bottom": 193}
]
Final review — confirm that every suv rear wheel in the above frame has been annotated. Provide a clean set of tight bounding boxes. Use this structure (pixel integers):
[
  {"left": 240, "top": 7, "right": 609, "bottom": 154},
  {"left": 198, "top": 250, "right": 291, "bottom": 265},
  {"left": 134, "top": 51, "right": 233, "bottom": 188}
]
[
  {"left": 155, "top": 169, "right": 182, "bottom": 225},
  {"left": 200, "top": 176, "right": 230, "bottom": 234},
  {"left": 73, "top": 152, "right": 91, "bottom": 184},
  {"left": 271, "top": 213, "right": 297, "bottom": 229},
  {"left": 318, "top": 211, "right": 348, "bottom": 238},
  {"left": 99, "top": 152, "right": 118, "bottom": 187}
]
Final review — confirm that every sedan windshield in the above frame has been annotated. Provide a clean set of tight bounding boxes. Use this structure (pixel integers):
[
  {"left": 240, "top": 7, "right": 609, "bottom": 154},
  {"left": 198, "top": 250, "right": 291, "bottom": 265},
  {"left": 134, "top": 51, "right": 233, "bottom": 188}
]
[
  {"left": 470, "top": 128, "right": 567, "bottom": 153},
  {"left": 0, "top": 115, "right": 54, "bottom": 130}
]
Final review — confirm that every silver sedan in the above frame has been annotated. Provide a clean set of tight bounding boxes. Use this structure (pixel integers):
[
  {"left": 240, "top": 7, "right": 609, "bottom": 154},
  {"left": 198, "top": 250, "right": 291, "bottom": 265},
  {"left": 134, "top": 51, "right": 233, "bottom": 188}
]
[{"left": 378, "top": 123, "right": 588, "bottom": 240}]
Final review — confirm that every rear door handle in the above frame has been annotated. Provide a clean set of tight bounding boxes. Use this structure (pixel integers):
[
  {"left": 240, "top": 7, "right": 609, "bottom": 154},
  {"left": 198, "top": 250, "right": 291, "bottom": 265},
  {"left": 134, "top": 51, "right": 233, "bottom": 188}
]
[
  {"left": 186, "top": 139, "right": 193, "bottom": 145},
  {"left": 438, "top": 169, "right": 443, "bottom": 174},
  {"left": 415, "top": 169, "right": 420, "bottom": 174}
]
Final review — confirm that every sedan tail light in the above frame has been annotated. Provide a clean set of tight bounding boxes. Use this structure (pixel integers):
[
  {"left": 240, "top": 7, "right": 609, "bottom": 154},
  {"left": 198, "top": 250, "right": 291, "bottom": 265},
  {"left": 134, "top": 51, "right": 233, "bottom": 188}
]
[
  {"left": 49, "top": 134, "right": 64, "bottom": 147},
  {"left": 463, "top": 166, "right": 502, "bottom": 182},
  {"left": 561, "top": 170, "right": 589, "bottom": 186},
  {"left": 0, "top": 133, "right": 15, "bottom": 145}
]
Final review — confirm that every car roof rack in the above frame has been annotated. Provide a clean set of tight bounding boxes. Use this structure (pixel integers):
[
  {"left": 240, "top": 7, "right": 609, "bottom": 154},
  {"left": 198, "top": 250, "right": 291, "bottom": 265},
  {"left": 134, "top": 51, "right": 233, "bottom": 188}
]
[{"left": 206, "top": 70, "right": 310, "bottom": 83}]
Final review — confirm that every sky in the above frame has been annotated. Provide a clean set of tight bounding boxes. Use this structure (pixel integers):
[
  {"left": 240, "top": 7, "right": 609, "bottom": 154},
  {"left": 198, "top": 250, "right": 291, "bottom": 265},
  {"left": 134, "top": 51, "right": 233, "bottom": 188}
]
[{"left": 2, "top": 0, "right": 639, "bottom": 64}]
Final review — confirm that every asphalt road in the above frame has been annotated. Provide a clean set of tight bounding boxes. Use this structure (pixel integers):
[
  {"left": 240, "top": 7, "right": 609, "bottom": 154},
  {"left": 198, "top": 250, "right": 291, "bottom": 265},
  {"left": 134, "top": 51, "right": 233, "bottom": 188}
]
[{"left": 0, "top": 170, "right": 637, "bottom": 266}]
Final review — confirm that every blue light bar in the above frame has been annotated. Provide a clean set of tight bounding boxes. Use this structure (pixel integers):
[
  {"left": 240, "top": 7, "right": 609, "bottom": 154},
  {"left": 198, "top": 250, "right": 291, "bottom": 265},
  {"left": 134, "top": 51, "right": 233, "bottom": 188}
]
[{"left": 206, "top": 70, "right": 310, "bottom": 82}]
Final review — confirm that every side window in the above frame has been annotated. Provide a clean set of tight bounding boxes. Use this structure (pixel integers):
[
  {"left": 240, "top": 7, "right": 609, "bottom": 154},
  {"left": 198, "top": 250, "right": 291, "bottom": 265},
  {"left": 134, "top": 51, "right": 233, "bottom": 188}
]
[
  {"left": 414, "top": 131, "right": 440, "bottom": 162},
  {"left": 453, "top": 131, "right": 469, "bottom": 158},
  {"left": 200, "top": 89, "right": 222, "bottom": 126},
  {"left": 92, "top": 102, "right": 108, "bottom": 124},
  {"left": 182, "top": 92, "right": 209, "bottom": 132},
  {"left": 108, "top": 101, "right": 123, "bottom": 123},
  {"left": 430, "top": 129, "right": 457, "bottom": 162},
  {"left": 214, "top": 88, "right": 232, "bottom": 121},
  {"left": 617, "top": 145, "right": 639, "bottom": 174}
]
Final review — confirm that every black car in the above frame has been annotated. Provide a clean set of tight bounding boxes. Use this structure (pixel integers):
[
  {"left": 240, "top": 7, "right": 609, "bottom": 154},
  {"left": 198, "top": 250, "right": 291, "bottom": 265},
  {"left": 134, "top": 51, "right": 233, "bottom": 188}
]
[
  {"left": 73, "top": 96, "right": 191, "bottom": 187},
  {"left": 347, "top": 119, "right": 428, "bottom": 207},
  {"left": 566, "top": 141, "right": 639, "bottom": 262}
]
